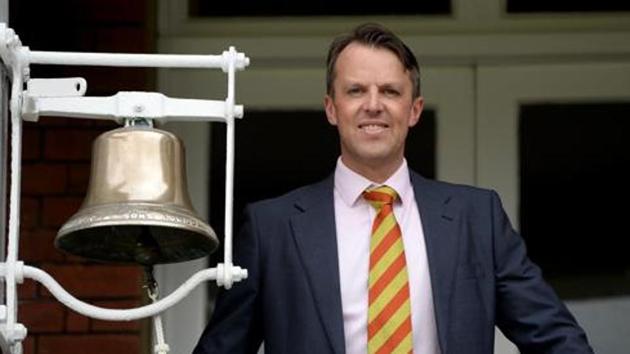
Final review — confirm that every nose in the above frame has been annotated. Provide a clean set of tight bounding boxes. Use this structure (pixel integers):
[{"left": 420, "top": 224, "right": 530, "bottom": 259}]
[{"left": 363, "top": 88, "right": 383, "bottom": 115}]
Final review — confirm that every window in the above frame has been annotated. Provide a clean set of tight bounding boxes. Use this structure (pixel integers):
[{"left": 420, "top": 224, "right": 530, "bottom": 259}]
[
  {"left": 508, "top": 0, "right": 630, "bottom": 13},
  {"left": 189, "top": 0, "right": 451, "bottom": 17},
  {"left": 519, "top": 103, "right": 630, "bottom": 298}
]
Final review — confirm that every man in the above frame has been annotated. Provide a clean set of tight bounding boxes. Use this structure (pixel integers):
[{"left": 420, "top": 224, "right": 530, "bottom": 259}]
[{"left": 193, "top": 23, "right": 593, "bottom": 354}]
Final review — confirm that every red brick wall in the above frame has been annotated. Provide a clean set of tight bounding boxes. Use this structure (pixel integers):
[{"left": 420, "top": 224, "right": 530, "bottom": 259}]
[{"left": 8, "top": 1, "right": 156, "bottom": 353}]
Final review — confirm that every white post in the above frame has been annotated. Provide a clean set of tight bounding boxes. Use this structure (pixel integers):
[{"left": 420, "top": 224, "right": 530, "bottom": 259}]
[
  {"left": 0, "top": 0, "right": 9, "bottom": 326},
  {"left": 28, "top": 51, "right": 247, "bottom": 69}
]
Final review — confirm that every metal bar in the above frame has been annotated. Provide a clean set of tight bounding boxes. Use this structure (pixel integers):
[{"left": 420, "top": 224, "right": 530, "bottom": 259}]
[
  {"left": 20, "top": 265, "right": 228, "bottom": 321},
  {"left": 0, "top": 59, "right": 11, "bottom": 354},
  {"left": 4, "top": 62, "right": 24, "bottom": 346},
  {"left": 0, "top": 6, "right": 9, "bottom": 315},
  {"left": 28, "top": 51, "right": 248, "bottom": 70},
  {"left": 0, "top": 12, "right": 17, "bottom": 353},
  {"left": 23, "top": 94, "right": 241, "bottom": 123},
  {"left": 221, "top": 47, "right": 237, "bottom": 288},
  {"left": 224, "top": 118, "right": 235, "bottom": 271},
  {"left": 0, "top": 49, "right": 8, "bottom": 306}
]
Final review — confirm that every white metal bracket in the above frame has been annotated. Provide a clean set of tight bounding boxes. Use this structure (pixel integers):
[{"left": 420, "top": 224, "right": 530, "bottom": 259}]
[
  {"left": 26, "top": 78, "right": 87, "bottom": 97},
  {"left": 22, "top": 86, "right": 244, "bottom": 123}
]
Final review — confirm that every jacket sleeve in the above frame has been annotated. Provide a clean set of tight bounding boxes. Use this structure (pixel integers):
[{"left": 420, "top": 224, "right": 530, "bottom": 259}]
[
  {"left": 192, "top": 205, "right": 263, "bottom": 354},
  {"left": 490, "top": 191, "right": 593, "bottom": 354}
]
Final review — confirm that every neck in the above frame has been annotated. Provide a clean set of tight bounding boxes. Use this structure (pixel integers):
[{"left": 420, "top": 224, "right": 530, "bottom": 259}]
[{"left": 341, "top": 156, "right": 404, "bottom": 184}]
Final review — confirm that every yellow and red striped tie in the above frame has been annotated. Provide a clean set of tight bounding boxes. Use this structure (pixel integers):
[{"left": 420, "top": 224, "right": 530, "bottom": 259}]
[{"left": 364, "top": 186, "right": 413, "bottom": 354}]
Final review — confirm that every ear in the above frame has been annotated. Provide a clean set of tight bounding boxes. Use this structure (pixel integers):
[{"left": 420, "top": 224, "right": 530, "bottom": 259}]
[
  {"left": 324, "top": 95, "right": 338, "bottom": 126},
  {"left": 408, "top": 96, "right": 424, "bottom": 127}
]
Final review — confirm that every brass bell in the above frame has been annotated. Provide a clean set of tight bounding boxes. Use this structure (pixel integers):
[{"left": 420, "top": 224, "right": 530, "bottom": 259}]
[{"left": 55, "top": 124, "right": 219, "bottom": 265}]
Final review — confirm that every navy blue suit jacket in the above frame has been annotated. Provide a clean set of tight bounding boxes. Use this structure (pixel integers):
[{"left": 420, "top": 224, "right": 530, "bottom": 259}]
[{"left": 193, "top": 172, "right": 592, "bottom": 354}]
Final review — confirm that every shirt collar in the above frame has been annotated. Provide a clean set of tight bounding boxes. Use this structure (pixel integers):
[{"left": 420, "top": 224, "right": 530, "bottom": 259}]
[{"left": 334, "top": 158, "right": 413, "bottom": 207}]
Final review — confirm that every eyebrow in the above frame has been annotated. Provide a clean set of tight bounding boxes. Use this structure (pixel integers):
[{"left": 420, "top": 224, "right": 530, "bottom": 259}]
[{"left": 342, "top": 81, "right": 405, "bottom": 88}]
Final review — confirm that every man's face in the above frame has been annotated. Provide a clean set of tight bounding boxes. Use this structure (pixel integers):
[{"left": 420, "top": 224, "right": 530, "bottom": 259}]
[{"left": 325, "top": 43, "right": 423, "bottom": 177}]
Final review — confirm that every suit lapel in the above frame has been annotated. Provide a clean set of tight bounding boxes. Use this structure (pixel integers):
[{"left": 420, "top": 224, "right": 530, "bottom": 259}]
[
  {"left": 290, "top": 176, "right": 345, "bottom": 354},
  {"left": 411, "top": 172, "right": 459, "bottom": 354}
]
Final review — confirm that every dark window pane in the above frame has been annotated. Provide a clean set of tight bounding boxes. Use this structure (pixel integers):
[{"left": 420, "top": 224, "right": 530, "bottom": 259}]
[
  {"left": 190, "top": 0, "right": 450, "bottom": 17},
  {"left": 405, "top": 110, "right": 436, "bottom": 179},
  {"left": 508, "top": 0, "right": 630, "bottom": 13},
  {"left": 519, "top": 103, "right": 630, "bottom": 299}
]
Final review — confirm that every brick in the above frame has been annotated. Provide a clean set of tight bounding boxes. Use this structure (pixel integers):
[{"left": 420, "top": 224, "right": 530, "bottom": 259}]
[
  {"left": 75, "top": 67, "right": 154, "bottom": 95},
  {"left": 10, "top": 2, "right": 80, "bottom": 47},
  {"left": 21, "top": 163, "right": 68, "bottom": 195},
  {"left": 20, "top": 197, "right": 40, "bottom": 229},
  {"left": 91, "top": 119, "right": 119, "bottom": 129},
  {"left": 20, "top": 229, "right": 65, "bottom": 263},
  {"left": 39, "top": 116, "right": 110, "bottom": 128},
  {"left": 43, "top": 128, "right": 102, "bottom": 161},
  {"left": 39, "top": 334, "right": 141, "bottom": 354},
  {"left": 41, "top": 264, "right": 142, "bottom": 298},
  {"left": 41, "top": 197, "right": 83, "bottom": 228},
  {"left": 92, "top": 318, "right": 141, "bottom": 332},
  {"left": 22, "top": 126, "right": 42, "bottom": 161},
  {"left": 64, "top": 253, "right": 93, "bottom": 264},
  {"left": 93, "top": 27, "right": 151, "bottom": 53},
  {"left": 68, "top": 164, "right": 91, "bottom": 193},
  {"left": 37, "top": 117, "right": 72, "bottom": 127},
  {"left": 91, "top": 300, "right": 142, "bottom": 332},
  {"left": 23, "top": 336, "right": 35, "bottom": 354},
  {"left": 18, "top": 279, "right": 38, "bottom": 299},
  {"left": 19, "top": 301, "right": 64, "bottom": 333},
  {"left": 83, "top": 0, "right": 148, "bottom": 24},
  {"left": 66, "top": 310, "right": 90, "bottom": 333}
]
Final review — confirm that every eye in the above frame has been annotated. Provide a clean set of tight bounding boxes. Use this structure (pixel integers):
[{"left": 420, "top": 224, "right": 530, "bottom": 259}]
[
  {"left": 347, "top": 86, "right": 364, "bottom": 96},
  {"left": 382, "top": 88, "right": 400, "bottom": 97}
]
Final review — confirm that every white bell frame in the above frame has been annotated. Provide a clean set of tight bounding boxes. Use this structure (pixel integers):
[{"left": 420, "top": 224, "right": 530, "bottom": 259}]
[{"left": 0, "top": 22, "right": 249, "bottom": 354}]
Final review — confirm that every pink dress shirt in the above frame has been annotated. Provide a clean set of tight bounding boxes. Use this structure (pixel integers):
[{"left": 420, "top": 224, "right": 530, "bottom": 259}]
[{"left": 333, "top": 158, "right": 441, "bottom": 354}]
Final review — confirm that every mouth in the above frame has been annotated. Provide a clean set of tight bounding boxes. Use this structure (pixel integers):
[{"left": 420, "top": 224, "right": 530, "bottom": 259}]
[{"left": 358, "top": 123, "right": 389, "bottom": 134}]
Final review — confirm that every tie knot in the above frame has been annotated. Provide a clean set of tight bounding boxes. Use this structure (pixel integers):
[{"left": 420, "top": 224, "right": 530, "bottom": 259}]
[{"left": 363, "top": 185, "right": 398, "bottom": 210}]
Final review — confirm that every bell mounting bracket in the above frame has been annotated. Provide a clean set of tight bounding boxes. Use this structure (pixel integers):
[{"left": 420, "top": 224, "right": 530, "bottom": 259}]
[
  {"left": 0, "top": 22, "right": 249, "bottom": 354},
  {"left": 22, "top": 80, "right": 245, "bottom": 123}
]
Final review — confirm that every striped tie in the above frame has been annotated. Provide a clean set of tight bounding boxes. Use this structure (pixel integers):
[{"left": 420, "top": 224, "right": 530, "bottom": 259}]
[{"left": 364, "top": 186, "right": 413, "bottom": 354}]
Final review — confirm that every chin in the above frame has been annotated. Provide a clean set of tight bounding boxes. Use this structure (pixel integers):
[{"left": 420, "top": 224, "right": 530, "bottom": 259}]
[
  {"left": 358, "top": 153, "right": 398, "bottom": 167},
  {"left": 361, "top": 147, "right": 397, "bottom": 160}
]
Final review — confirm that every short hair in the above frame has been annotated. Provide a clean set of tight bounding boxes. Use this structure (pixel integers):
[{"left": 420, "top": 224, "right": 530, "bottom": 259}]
[{"left": 326, "top": 23, "right": 421, "bottom": 98}]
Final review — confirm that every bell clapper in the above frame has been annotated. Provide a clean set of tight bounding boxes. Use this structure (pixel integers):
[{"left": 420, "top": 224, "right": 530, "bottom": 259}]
[
  {"left": 143, "top": 266, "right": 159, "bottom": 296},
  {"left": 144, "top": 266, "right": 170, "bottom": 354}
]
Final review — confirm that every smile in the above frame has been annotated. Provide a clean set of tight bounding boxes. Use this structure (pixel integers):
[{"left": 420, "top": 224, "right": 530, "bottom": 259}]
[{"left": 359, "top": 123, "right": 389, "bottom": 134}]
